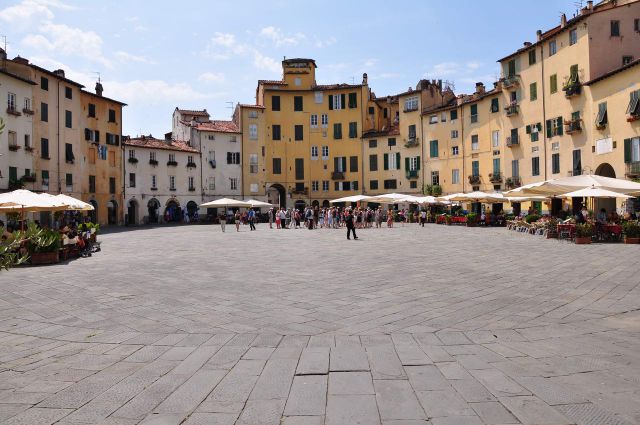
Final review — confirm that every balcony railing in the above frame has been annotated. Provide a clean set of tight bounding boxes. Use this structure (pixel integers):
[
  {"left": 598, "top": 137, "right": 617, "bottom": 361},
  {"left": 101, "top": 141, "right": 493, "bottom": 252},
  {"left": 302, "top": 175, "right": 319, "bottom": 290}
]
[
  {"left": 6, "top": 106, "right": 21, "bottom": 116},
  {"left": 128, "top": 157, "right": 138, "bottom": 164},
  {"left": 22, "top": 107, "right": 34, "bottom": 115},
  {"left": 468, "top": 175, "right": 481, "bottom": 185},
  {"left": 8, "top": 144, "right": 21, "bottom": 151},
  {"left": 406, "top": 170, "right": 419, "bottom": 179},
  {"left": 489, "top": 172, "right": 502, "bottom": 183},
  {"left": 149, "top": 159, "right": 158, "bottom": 166},
  {"left": 626, "top": 161, "right": 640, "bottom": 177},
  {"left": 506, "top": 176, "right": 522, "bottom": 188},
  {"left": 331, "top": 171, "right": 345, "bottom": 180},
  {"left": 502, "top": 75, "right": 519, "bottom": 88},
  {"left": 505, "top": 103, "right": 519, "bottom": 116},
  {"left": 565, "top": 119, "right": 582, "bottom": 134},
  {"left": 186, "top": 162, "right": 197, "bottom": 168},
  {"left": 563, "top": 81, "right": 581, "bottom": 98},
  {"left": 291, "top": 187, "right": 308, "bottom": 195},
  {"left": 404, "top": 137, "right": 419, "bottom": 148},
  {"left": 506, "top": 135, "right": 519, "bottom": 147},
  {"left": 167, "top": 160, "right": 178, "bottom": 166}
]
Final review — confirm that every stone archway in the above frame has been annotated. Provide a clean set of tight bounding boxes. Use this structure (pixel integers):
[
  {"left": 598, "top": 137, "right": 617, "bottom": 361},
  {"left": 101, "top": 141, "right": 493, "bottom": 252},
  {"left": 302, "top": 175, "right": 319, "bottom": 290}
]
[
  {"left": 164, "top": 199, "right": 181, "bottom": 222},
  {"left": 268, "top": 183, "right": 287, "bottom": 208},
  {"left": 147, "top": 198, "right": 160, "bottom": 224},
  {"left": 595, "top": 163, "right": 616, "bottom": 178},
  {"left": 311, "top": 200, "right": 319, "bottom": 208},
  {"left": 322, "top": 200, "right": 330, "bottom": 208},
  {"left": 127, "top": 199, "right": 139, "bottom": 225},
  {"left": 595, "top": 162, "right": 617, "bottom": 215},
  {"left": 186, "top": 201, "right": 199, "bottom": 221},
  {"left": 294, "top": 200, "right": 306, "bottom": 211},
  {"left": 88, "top": 200, "right": 98, "bottom": 224},
  {"left": 107, "top": 200, "right": 118, "bottom": 225}
]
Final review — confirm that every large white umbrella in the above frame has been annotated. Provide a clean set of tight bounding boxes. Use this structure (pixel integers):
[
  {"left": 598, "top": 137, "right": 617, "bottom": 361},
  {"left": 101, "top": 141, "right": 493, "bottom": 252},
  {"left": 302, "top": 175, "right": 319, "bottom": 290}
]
[
  {"left": 0, "top": 189, "right": 68, "bottom": 212},
  {"left": 505, "top": 195, "right": 551, "bottom": 202},
  {"left": 329, "top": 195, "right": 372, "bottom": 203},
  {"left": 505, "top": 175, "right": 640, "bottom": 196},
  {"left": 445, "top": 191, "right": 506, "bottom": 203},
  {"left": 366, "top": 193, "right": 412, "bottom": 203},
  {"left": 40, "top": 193, "right": 95, "bottom": 211},
  {"left": 401, "top": 195, "right": 439, "bottom": 204},
  {"left": 200, "top": 198, "right": 251, "bottom": 208},
  {"left": 561, "top": 186, "right": 632, "bottom": 199},
  {"left": 243, "top": 199, "right": 274, "bottom": 208}
]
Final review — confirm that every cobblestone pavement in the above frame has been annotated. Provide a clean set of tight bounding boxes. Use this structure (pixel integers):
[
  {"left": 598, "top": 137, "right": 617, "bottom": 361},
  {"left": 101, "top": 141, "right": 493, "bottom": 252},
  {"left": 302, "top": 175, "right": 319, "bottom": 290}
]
[{"left": 2, "top": 223, "right": 640, "bottom": 425}]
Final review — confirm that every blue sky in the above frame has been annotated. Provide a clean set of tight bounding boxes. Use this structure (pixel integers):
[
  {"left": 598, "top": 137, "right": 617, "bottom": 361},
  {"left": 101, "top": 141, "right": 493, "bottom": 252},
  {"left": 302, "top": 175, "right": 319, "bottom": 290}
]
[{"left": 1, "top": 0, "right": 575, "bottom": 136}]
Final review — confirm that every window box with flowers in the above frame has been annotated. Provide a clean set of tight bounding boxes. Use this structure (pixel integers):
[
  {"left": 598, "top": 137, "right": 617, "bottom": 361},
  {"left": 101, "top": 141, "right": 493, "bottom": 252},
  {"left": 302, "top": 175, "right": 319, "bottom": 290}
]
[
  {"left": 167, "top": 160, "right": 178, "bottom": 166},
  {"left": 22, "top": 107, "right": 34, "bottom": 115},
  {"left": 21, "top": 174, "right": 36, "bottom": 183},
  {"left": 186, "top": 161, "right": 197, "bottom": 168},
  {"left": 8, "top": 144, "right": 21, "bottom": 151},
  {"left": 128, "top": 157, "right": 138, "bottom": 164},
  {"left": 149, "top": 159, "right": 158, "bottom": 166},
  {"left": 25, "top": 146, "right": 35, "bottom": 152}
]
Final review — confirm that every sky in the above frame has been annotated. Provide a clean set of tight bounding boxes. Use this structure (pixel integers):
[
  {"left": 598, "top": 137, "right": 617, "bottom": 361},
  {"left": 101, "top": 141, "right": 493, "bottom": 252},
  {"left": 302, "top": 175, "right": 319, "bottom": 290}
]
[{"left": 0, "top": 0, "right": 578, "bottom": 137}]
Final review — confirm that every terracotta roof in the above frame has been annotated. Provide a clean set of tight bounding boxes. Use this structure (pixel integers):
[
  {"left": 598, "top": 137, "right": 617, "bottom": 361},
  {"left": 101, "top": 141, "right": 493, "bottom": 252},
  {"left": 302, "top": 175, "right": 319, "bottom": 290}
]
[
  {"left": 258, "top": 80, "right": 287, "bottom": 85},
  {"left": 421, "top": 99, "right": 459, "bottom": 115},
  {"left": 312, "top": 83, "right": 362, "bottom": 91},
  {"left": 584, "top": 58, "right": 640, "bottom": 85},
  {"left": 362, "top": 126, "right": 401, "bottom": 138},
  {"left": 238, "top": 103, "right": 265, "bottom": 109},
  {"left": 19, "top": 60, "right": 85, "bottom": 88},
  {"left": 81, "top": 89, "right": 127, "bottom": 106},
  {"left": 0, "top": 68, "right": 36, "bottom": 85},
  {"left": 395, "top": 89, "right": 421, "bottom": 98},
  {"left": 176, "top": 108, "right": 209, "bottom": 116},
  {"left": 459, "top": 88, "right": 500, "bottom": 106},
  {"left": 123, "top": 136, "right": 199, "bottom": 153},
  {"left": 196, "top": 120, "right": 240, "bottom": 133},
  {"left": 283, "top": 58, "right": 317, "bottom": 67}
]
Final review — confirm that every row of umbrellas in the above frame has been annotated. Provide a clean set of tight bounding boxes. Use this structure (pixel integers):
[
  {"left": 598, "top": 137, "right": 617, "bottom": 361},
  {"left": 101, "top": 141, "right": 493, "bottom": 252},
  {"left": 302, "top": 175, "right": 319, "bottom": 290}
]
[
  {"left": 0, "top": 190, "right": 94, "bottom": 212},
  {"left": 199, "top": 198, "right": 274, "bottom": 208}
]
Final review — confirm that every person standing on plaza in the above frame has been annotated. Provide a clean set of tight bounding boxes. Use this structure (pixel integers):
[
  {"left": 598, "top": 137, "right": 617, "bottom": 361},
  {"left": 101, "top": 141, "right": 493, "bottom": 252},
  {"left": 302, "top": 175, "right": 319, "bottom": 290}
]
[
  {"left": 345, "top": 208, "right": 358, "bottom": 240},
  {"left": 234, "top": 210, "right": 241, "bottom": 232},
  {"left": 248, "top": 208, "right": 256, "bottom": 231},
  {"left": 268, "top": 208, "right": 273, "bottom": 229},
  {"left": 387, "top": 208, "right": 394, "bottom": 228},
  {"left": 219, "top": 212, "right": 226, "bottom": 232},
  {"left": 420, "top": 209, "right": 427, "bottom": 227}
]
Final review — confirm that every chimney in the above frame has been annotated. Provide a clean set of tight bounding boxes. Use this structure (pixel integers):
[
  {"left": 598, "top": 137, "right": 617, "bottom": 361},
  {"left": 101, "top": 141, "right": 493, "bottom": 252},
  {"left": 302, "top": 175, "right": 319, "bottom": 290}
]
[
  {"left": 524, "top": 42, "right": 532, "bottom": 47},
  {"left": 587, "top": 1, "right": 593, "bottom": 10},
  {"left": 95, "top": 81, "right": 103, "bottom": 96},
  {"left": 437, "top": 79, "right": 442, "bottom": 91},
  {"left": 0, "top": 48, "right": 6, "bottom": 61},
  {"left": 53, "top": 69, "right": 65, "bottom": 78},
  {"left": 475, "top": 82, "right": 485, "bottom": 94},
  {"left": 560, "top": 13, "right": 567, "bottom": 28},
  {"left": 536, "top": 29, "right": 543, "bottom": 41},
  {"left": 13, "top": 55, "right": 29, "bottom": 65},
  {"left": 362, "top": 72, "right": 368, "bottom": 85}
]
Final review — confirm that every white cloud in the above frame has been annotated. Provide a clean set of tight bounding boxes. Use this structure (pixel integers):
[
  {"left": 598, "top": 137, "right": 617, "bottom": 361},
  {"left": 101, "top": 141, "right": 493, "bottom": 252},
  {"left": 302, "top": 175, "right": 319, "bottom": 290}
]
[
  {"left": 114, "top": 51, "right": 155, "bottom": 64},
  {"left": 211, "top": 32, "right": 236, "bottom": 48},
  {"left": 205, "top": 32, "right": 247, "bottom": 60},
  {"left": 197, "top": 72, "right": 225, "bottom": 83},
  {"left": 315, "top": 36, "right": 336, "bottom": 48},
  {"left": 253, "top": 52, "right": 280, "bottom": 73},
  {"left": 363, "top": 58, "right": 378, "bottom": 68},
  {"left": 259, "top": 26, "right": 306, "bottom": 47},
  {"left": 106, "top": 79, "right": 224, "bottom": 105}
]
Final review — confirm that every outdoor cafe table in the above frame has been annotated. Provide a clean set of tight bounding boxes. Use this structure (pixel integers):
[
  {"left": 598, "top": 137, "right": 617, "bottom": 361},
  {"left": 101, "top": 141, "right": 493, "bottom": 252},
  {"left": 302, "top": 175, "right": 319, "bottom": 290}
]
[{"left": 557, "top": 223, "right": 575, "bottom": 240}]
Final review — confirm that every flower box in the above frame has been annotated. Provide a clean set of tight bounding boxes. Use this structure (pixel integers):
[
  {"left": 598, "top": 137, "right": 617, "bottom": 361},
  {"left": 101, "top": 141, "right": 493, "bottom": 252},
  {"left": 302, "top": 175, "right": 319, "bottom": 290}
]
[
  {"left": 575, "top": 236, "right": 592, "bottom": 244},
  {"left": 30, "top": 251, "right": 59, "bottom": 265},
  {"left": 624, "top": 237, "right": 640, "bottom": 244}
]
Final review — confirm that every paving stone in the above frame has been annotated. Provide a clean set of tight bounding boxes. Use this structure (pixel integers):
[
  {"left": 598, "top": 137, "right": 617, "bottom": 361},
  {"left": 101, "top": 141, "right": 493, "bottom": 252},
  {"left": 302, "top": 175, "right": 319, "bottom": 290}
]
[
  {"left": 374, "top": 379, "right": 426, "bottom": 420},
  {"left": 235, "top": 399, "right": 285, "bottom": 425},
  {"left": 499, "top": 395, "right": 574, "bottom": 425},
  {"left": 296, "top": 347, "right": 329, "bottom": 375},
  {"left": 330, "top": 346, "right": 370, "bottom": 372},
  {"left": 469, "top": 369, "right": 531, "bottom": 397},
  {"left": 366, "top": 346, "right": 406, "bottom": 379},
  {"left": 430, "top": 417, "right": 484, "bottom": 425},
  {"left": 325, "top": 394, "right": 380, "bottom": 425},
  {"left": 328, "top": 372, "right": 375, "bottom": 395},
  {"left": 182, "top": 412, "right": 238, "bottom": 425},
  {"left": 283, "top": 375, "right": 327, "bottom": 416},
  {"left": 282, "top": 416, "right": 324, "bottom": 425},
  {"left": 249, "top": 357, "right": 297, "bottom": 400},
  {"left": 416, "top": 390, "right": 475, "bottom": 418},
  {"left": 1, "top": 407, "right": 72, "bottom": 425},
  {"left": 154, "top": 369, "right": 226, "bottom": 413},
  {"left": 450, "top": 379, "right": 496, "bottom": 402},
  {"left": 470, "top": 401, "right": 519, "bottom": 424},
  {"left": 405, "top": 365, "right": 451, "bottom": 391}
]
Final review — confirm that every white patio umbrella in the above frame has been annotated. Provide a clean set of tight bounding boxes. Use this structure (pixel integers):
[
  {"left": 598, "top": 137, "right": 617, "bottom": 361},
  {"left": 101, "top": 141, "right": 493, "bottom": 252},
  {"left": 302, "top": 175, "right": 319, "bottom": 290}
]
[
  {"left": 0, "top": 189, "right": 68, "bottom": 212},
  {"left": 505, "top": 175, "right": 640, "bottom": 196},
  {"left": 366, "top": 193, "right": 412, "bottom": 203},
  {"left": 505, "top": 195, "right": 551, "bottom": 203},
  {"left": 243, "top": 199, "right": 274, "bottom": 208},
  {"left": 402, "top": 195, "right": 439, "bottom": 204},
  {"left": 200, "top": 198, "right": 252, "bottom": 208},
  {"left": 329, "top": 195, "right": 372, "bottom": 203},
  {"left": 561, "top": 186, "right": 633, "bottom": 199},
  {"left": 445, "top": 191, "right": 506, "bottom": 203},
  {"left": 40, "top": 193, "right": 95, "bottom": 211}
]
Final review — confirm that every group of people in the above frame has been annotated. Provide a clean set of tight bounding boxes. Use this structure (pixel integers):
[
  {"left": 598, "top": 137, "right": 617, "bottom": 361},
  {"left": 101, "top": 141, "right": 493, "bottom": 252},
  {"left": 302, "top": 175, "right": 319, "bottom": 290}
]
[{"left": 264, "top": 206, "right": 419, "bottom": 230}]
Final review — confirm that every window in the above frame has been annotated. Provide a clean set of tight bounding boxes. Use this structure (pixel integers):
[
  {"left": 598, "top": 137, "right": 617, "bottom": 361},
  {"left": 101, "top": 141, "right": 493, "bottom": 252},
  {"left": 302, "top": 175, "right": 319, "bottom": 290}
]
[
  {"left": 24, "top": 134, "right": 30, "bottom": 148},
  {"left": 227, "top": 152, "right": 241, "bottom": 164},
  {"left": 7, "top": 131, "right": 17, "bottom": 147},
  {"left": 129, "top": 149, "right": 136, "bottom": 159},
  {"left": 311, "top": 180, "right": 319, "bottom": 192},
  {"left": 65, "top": 110, "right": 72, "bottom": 128},
  {"left": 370, "top": 180, "right": 379, "bottom": 190},
  {"left": 383, "top": 179, "right": 397, "bottom": 189},
  {"left": 428, "top": 171, "right": 438, "bottom": 186},
  {"left": 490, "top": 98, "right": 499, "bottom": 113},
  {"left": 65, "top": 173, "right": 73, "bottom": 190},
  {"left": 88, "top": 103, "right": 96, "bottom": 118},
  {"left": 429, "top": 140, "right": 439, "bottom": 158},
  {"left": 408, "top": 124, "right": 416, "bottom": 140},
  {"left": 623, "top": 56, "right": 634, "bottom": 66},
  {"left": 404, "top": 96, "right": 418, "bottom": 111},
  {"left": 295, "top": 124, "right": 304, "bottom": 141},
  {"left": 169, "top": 176, "right": 176, "bottom": 190},
  {"left": 408, "top": 156, "right": 419, "bottom": 171},
  {"left": 552, "top": 153, "right": 560, "bottom": 174},
  {"left": 451, "top": 146, "right": 459, "bottom": 156},
  {"left": 40, "top": 76, "right": 48, "bottom": 90},
  {"left": 151, "top": 175, "right": 157, "bottom": 189},
  {"left": 311, "top": 146, "right": 318, "bottom": 159},
  {"left": 546, "top": 116, "right": 564, "bottom": 137},
  {"left": 410, "top": 180, "right": 417, "bottom": 190},
  {"left": 572, "top": 149, "right": 582, "bottom": 175},
  {"left": 129, "top": 173, "right": 136, "bottom": 188},
  {"left": 329, "top": 94, "right": 344, "bottom": 110},
  {"left": 294, "top": 96, "right": 303, "bottom": 111},
  {"left": 451, "top": 130, "right": 459, "bottom": 139},
  {"left": 168, "top": 153, "right": 176, "bottom": 163},
  {"left": 384, "top": 152, "right": 400, "bottom": 170},
  {"left": 108, "top": 109, "right": 116, "bottom": 123},
  {"left": 388, "top": 138, "right": 396, "bottom": 147},
  {"left": 42, "top": 170, "right": 49, "bottom": 188},
  {"left": 295, "top": 158, "right": 304, "bottom": 180},
  {"left": 188, "top": 176, "right": 195, "bottom": 190},
  {"left": 492, "top": 130, "right": 500, "bottom": 147},
  {"left": 471, "top": 160, "right": 480, "bottom": 177},
  {"left": 511, "top": 159, "right": 519, "bottom": 178},
  {"left": 628, "top": 89, "right": 640, "bottom": 116},
  {"left": 624, "top": 137, "right": 640, "bottom": 163},
  {"left": 248, "top": 110, "right": 258, "bottom": 118},
  {"left": 636, "top": 18, "right": 640, "bottom": 32},
  {"left": 65, "top": 143, "right": 74, "bottom": 163},
  {"left": 321, "top": 113, "right": 328, "bottom": 127},
  {"left": 493, "top": 158, "right": 501, "bottom": 175},
  {"left": 569, "top": 28, "right": 577, "bottom": 45},
  {"left": 549, "top": 40, "right": 557, "bottom": 56},
  {"left": 530, "top": 82, "right": 537, "bottom": 101},
  {"left": 441, "top": 111, "right": 447, "bottom": 122},
  {"left": 348, "top": 122, "right": 357, "bottom": 138},
  {"left": 348, "top": 92, "right": 357, "bottom": 108},
  {"left": 596, "top": 102, "right": 608, "bottom": 127},
  {"left": 7, "top": 92, "right": 16, "bottom": 111},
  {"left": 383, "top": 108, "right": 388, "bottom": 119},
  {"left": 310, "top": 114, "right": 318, "bottom": 128},
  {"left": 452, "top": 169, "right": 460, "bottom": 184},
  {"left": 272, "top": 158, "right": 281, "bottom": 174},
  {"left": 611, "top": 20, "right": 620, "bottom": 37},
  {"left": 550, "top": 74, "right": 558, "bottom": 94},
  {"left": 471, "top": 134, "right": 479, "bottom": 151},
  {"left": 532, "top": 157, "right": 540, "bottom": 176},
  {"left": 349, "top": 156, "right": 358, "bottom": 172},
  {"left": 528, "top": 49, "right": 536, "bottom": 65},
  {"left": 450, "top": 109, "right": 458, "bottom": 121},
  {"left": 65, "top": 86, "right": 72, "bottom": 99},
  {"left": 507, "top": 59, "right": 516, "bottom": 77},
  {"left": 24, "top": 97, "right": 31, "bottom": 111},
  {"left": 333, "top": 123, "right": 342, "bottom": 139},
  {"left": 369, "top": 154, "right": 378, "bottom": 171},
  {"left": 272, "top": 124, "right": 281, "bottom": 140},
  {"left": 271, "top": 95, "right": 280, "bottom": 111},
  {"left": 8, "top": 167, "right": 17, "bottom": 184},
  {"left": 369, "top": 139, "right": 377, "bottom": 148},
  {"left": 41, "top": 102, "right": 48, "bottom": 122},
  {"left": 470, "top": 104, "right": 478, "bottom": 123},
  {"left": 322, "top": 146, "right": 329, "bottom": 159},
  {"left": 315, "top": 92, "right": 323, "bottom": 103},
  {"left": 294, "top": 77, "right": 301, "bottom": 86},
  {"left": 249, "top": 124, "right": 258, "bottom": 139},
  {"left": 322, "top": 180, "right": 329, "bottom": 191}
]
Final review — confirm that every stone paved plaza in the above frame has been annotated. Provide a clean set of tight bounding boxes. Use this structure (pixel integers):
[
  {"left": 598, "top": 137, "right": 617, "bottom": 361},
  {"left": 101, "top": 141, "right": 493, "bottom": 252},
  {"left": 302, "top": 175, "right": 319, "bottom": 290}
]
[{"left": 1, "top": 223, "right": 640, "bottom": 425}]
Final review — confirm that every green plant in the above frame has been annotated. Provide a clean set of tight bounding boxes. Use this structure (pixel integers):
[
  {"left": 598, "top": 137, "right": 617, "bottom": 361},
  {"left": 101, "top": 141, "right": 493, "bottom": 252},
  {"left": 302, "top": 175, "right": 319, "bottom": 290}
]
[
  {"left": 423, "top": 184, "right": 443, "bottom": 196},
  {"left": 524, "top": 214, "right": 540, "bottom": 224},
  {"left": 1, "top": 224, "right": 61, "bottom": 270},
  {"left": 544, "top": 217, "right": 559, "bottom": 230},
  {"left": 575, "top": 223, "right": 594, "bottom": 237},
  {"left": 0, "top": 229, "right": 28, "bottom": 270},
  {"left": 622, "top": 221, "right": 640, "bottom": 238},
  {"left": 26, "top": 225, "right": 60, "bottom": 254},
  {"left": 467, "top": 212, "right": 478, "bottom": 223}
]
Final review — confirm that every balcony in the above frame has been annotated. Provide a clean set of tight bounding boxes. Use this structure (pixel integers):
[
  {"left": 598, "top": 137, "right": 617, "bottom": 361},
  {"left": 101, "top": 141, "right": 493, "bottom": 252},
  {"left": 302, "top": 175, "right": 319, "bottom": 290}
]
[
  {"left": 563, "top": 81, "right": 581, "bottom": 98},
  {"left": 21, "top": 174, "right": 36, "bottom": 183},
  {"left": 404, "top": 137, "right": 419, "bottom": 148},
  {"left": 406, "top": 170, "right": 419, "bottom": 179},
  {"left": 502, "top": 75, "right": 519, "bottom": 88},
  {"left": 22, "top": 107, "right": 34, "bottom": 115},
  {"left": 627, "top": 99, "right": 640, "bottom": 122},
  {"left": 331, "top": 171, "right": 345, "bottom": 180},
  {"left": 468, "top": 175, "right": 481, "bottom": 185},
  {"left": 25, "top": 146, "right": 34, "bottom": 152},
  {"left": 149, "top": 159, "right": 158, "bottom": 166},
  {"left": 6, "top": 106, "right": 21, "bottom": 116},
  {"left": 187, "top": 162, "right": 197, "bottom": 168},
  {"left": 505, "top": 103, "right": 519, "bottom": 117},
  {"left": 8, "top": 144, "right": 21, "bottom": 151},
  {"left": 489, "top": 172, "right": 503, "bottom": 183},
  {"left": 167, "top": 160, "right": 178, "bottom": 166},
  {"left": 506, "top": 176, "right": 522, "bottom": 189},
  {"left": 128, "top": 157, "right": 138, "bottom": 164},
  {"left": 403, "top": 106, "right": 419, "bottom": 113},
  {"left": 506, "top": 135, "right": 519, "bottom": 147},
  {"left": 565, "top": 119, "right": 582, "bottom": 134},
  {"left": 291, "top": 187, "right": 308, "bottom": 195},
  {"left": 626, "top": 161, "right": 640, "bottom": 177},
  {"left": 188, "top": 187, "right": 196, "bottom": 192}
]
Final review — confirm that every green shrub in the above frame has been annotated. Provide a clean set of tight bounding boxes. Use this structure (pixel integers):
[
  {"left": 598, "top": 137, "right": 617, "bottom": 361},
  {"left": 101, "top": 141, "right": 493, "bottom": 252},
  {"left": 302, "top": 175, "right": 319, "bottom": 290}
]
[
  {"left": 575, "top": 223, "right": 594, "bottom": 237},
  {"left": 467, "top": 212, "right": 478, "bottom": 223},
  {"left": 622, "top": 221, "right": 640, "bottom": 237},
  {"left": 525, "top": 214, "right": 540, "bottom": 224}
]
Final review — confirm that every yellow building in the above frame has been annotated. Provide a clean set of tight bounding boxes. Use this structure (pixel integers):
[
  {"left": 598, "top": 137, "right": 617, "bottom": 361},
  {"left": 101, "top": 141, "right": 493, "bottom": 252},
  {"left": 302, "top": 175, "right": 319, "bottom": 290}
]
[{"left": 241, "top": 58, "right": 369, "bottom": 209}]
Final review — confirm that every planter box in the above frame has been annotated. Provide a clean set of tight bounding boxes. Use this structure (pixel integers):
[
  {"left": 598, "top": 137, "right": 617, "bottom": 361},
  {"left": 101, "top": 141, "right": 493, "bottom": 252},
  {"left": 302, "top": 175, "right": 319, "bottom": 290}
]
[
  {"left": 575, "top": 237, "right": 592, "bottom": 245},
  {"left": 624, "top": 237, "right": 640, "bottom": 244},
  {"left": 30, "top": 251, "right": 59, "bottom": 265},
  {"left": 546, "top": 231, "right": 558, "bottom": 239}
]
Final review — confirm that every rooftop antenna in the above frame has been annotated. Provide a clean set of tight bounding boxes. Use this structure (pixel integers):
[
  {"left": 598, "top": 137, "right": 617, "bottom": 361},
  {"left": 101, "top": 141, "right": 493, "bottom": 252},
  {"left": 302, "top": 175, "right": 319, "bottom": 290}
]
[
  {"left": 573, "top": 0, "right": 583, "bottom": 14},
  {"left": 351, "top": 76, "right": 355, "bottom": 84},
  {"left": 93, "top": 71, "right": 101, "bottom": 83},
  {"left": 226, "top": 101, "right": 234, "bottom": 117}
]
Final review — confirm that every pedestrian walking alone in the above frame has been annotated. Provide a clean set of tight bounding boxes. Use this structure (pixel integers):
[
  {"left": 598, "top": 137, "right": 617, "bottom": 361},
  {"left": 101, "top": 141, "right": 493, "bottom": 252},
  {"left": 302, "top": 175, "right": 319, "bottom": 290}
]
[
  {"left": 219, "top": 213, "right": 226, "bottom": 232},
  {"left": 345, "top": 208, "right": 358, "bottom": 240},
  {"left": 248, "top": 209, "right": 256, "bottom": 231}
]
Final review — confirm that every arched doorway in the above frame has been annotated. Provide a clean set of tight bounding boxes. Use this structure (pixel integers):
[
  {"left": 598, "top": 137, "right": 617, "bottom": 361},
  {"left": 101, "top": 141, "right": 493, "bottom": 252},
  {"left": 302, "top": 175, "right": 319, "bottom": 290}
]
[
  {"left": 268, "top": 184, "right": 287, "bottom": 208},
  {"left": 127, "top": 199, "right": 139, "bottom": 225},
  {"left": 595, "top": 162, "right": 617, "bottom": 215},
  {"left": 186, "top": 201, "right": 199, "bottom": 222},
  {"left": 165, "top": 199, "right": 181, "bottom": 222},
  {"left": 147, "top": 198, "right": 160, "bottom": 224},
  {"left": 322, "top": 200, "right": 330, "bottom": 208},
  {"left": 311, "top": 200, "right": 319, "bottom": 208},
  {"left": 107, "top": 200, "right": 117, "bottom": 225},
  {"left": 294, "top": 200, "right": 306, "bottom": 211},
  {"left": 88, "top": 200, "right": 98, "bottom": 224}
]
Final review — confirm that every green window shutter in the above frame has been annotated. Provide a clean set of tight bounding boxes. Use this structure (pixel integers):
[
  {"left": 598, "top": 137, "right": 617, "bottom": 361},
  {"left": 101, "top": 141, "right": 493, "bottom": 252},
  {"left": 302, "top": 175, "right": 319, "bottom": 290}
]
[
  {"left": 526, "top": 125, "right": 531, "bottom": 134},
  {"left": 341, "top": 94, "right": 346, "bottom": 108},
  {"left": 546, "top": 120, "right": 552, "bottom": 138},
  {"left": 396, "top": 153, "right": 401, "bottom": 169},
  {"left": 342, "top": 157, "right": 347, "bottom": 172},
  {"left": 334, "top": 157, "right": 339, "bottom": 171},
  {"left": 624, "top": 139, "right": 632, "bottom": 163},
  {"left": 556, "top": 117, "right": 563, "bottom": 135},
  {"left": 537, "top": 123, "right": 542, "bottom": 132},
  {"left": 328, "top": 95, "right": 333, "bottom": 110},
  {"left": 416, "top": 156, "right": 420, "bottom": 170},
  {"left": 383, "top": 153, "right": 389, "bottom": 170},
  {"left": 405, "top": 157, "right": 410, "bottom": 171}
]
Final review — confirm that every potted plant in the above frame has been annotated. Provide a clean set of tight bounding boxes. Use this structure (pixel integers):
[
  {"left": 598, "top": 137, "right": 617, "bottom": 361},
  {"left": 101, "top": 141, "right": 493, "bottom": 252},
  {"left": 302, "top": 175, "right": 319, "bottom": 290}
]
[
  {"left": 525, "top": 214, "right": 540, "bottom": 224},
  {"left": 574, "top": 223, "right": 594, "bottom": 244},
  {"left": 466, "top": 212, "right": 478, "bottom": 227},
  {"left": 28, "top": 227, "right": 61, "bottom": 264},
  {"left": 545, "top": 218, "right": 559, "bottom": 239},
  {"left": 622, "top": 221, "right": 640, "bottom": 244},
  {"left": 444, "top": 214, "right": 452, "bottom": 225}
]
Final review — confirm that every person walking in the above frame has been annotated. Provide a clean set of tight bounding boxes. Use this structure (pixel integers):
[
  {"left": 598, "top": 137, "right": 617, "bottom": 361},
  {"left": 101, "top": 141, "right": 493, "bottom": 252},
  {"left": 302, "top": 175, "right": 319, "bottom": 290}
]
[
  {"left": 248, "top": 209, "right": 256, "bottom": 231},
  {"left": 268, "top": 208, "right": 273, "bottom": 229},
  {"left": 345, "top": 208, "right": 358, "bottom": 240},
  {"left": 219, "top": 212, "right": 226, "bottom": 232},
  {"left": 234, "top": 210, "right": 241, "bottom": 232},
  {"left": 420, "top": 209, "right": 427, "bottom": 227}
]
